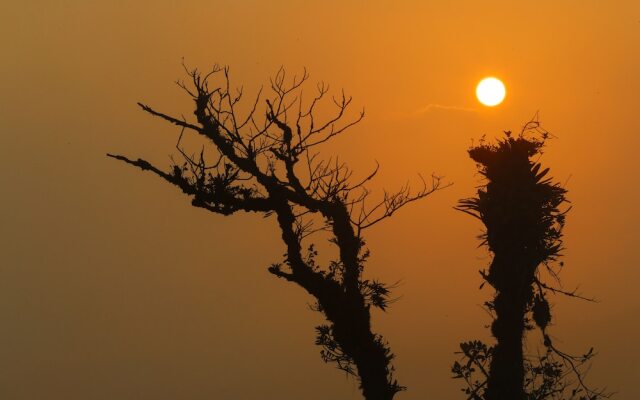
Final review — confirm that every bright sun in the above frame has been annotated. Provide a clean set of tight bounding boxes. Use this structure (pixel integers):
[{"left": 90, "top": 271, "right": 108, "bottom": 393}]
[{"left": 476, "top": 77, "right": 506, "bottom": 106}]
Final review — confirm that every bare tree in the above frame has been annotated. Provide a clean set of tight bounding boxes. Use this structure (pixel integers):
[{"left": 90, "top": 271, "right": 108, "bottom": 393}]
[
  {"left": 452, "top": 121, "right": 609, "bottom": 400},
  {"left": 108, "top": 64, "right": 445, "bottom": 400}
]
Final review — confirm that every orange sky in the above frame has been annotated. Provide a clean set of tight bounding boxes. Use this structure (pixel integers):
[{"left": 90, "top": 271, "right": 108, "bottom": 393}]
[{"left": 1, "top": 1, "right": 639, "bottom": 399}]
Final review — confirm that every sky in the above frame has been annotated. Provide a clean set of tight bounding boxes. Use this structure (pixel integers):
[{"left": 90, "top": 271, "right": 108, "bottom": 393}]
[{"left": 1, "top": 1, "right": 639, "bottom": 399}]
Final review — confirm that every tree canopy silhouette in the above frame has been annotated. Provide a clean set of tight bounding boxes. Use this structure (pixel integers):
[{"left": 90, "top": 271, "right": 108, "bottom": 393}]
[
  {"left": 452, "top": 122, "right": 609, "bottom": 400},
  {"left": 108, "top": 64, "right": 444, "bottom": 400}
]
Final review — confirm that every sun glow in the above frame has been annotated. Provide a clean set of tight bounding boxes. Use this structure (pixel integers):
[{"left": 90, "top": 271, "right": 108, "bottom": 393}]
[{"left": 476, "top": 77, "right": 506, "bottom": 106}]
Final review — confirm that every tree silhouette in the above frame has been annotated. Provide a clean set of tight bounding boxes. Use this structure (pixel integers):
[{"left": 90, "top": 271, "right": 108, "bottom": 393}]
[
  {"left": 452, "top": 121, "right": 609, "bottom": 400},
  {"left": 108, "top": 64, "right": 444, "bottom": 400}
]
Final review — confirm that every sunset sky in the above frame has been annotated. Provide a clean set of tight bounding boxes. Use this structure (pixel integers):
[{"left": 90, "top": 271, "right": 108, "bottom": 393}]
[{"left": 2, "top": 1, "right": 639, "bottom": 399}]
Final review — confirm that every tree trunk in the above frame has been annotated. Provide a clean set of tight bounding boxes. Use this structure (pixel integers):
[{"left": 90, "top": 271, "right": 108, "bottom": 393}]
[
  {"left": 322, "top": 294, "right": 398, "bottom": 400},
  {"left": 484, "top": 254, "right": 534, "bottom": 400},
  {"left": 485, "top": 287, "right": 527, "bottom": 400}
]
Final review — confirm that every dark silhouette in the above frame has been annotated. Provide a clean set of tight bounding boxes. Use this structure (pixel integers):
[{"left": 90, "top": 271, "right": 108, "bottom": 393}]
[
  {"left": 452, "top": 122, "right": 609, "bottom": 400},
  {"left": 108, "top": 64, "right": 444, "bottom": 400}
]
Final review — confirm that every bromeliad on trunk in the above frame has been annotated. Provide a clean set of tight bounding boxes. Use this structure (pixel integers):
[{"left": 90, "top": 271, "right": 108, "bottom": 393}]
[{"left": 452, "top": 121, "right": 609, "bottom": 400}]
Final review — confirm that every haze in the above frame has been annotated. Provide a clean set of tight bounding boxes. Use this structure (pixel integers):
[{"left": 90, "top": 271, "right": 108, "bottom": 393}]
[{"left": 1, "top": 1, "right": 639, "bottom": 399}]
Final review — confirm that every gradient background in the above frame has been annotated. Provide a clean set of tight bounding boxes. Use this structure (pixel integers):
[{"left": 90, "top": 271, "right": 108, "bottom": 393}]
[{"left": 2, "top": 1, "right": 639, "bottom": 399}]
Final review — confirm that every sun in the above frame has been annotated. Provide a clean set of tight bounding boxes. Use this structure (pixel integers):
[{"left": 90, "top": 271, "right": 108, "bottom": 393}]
[{"left": 476, "top": 77, "right": 506, "bottom": 106}]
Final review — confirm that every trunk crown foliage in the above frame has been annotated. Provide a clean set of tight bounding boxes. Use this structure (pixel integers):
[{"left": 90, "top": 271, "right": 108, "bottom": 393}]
[
  {"left": 453, "top": 125, "right": 608, "bottom": 400},
  {"left": 460, "top": 132, "right": 567, "bottom": 269}
]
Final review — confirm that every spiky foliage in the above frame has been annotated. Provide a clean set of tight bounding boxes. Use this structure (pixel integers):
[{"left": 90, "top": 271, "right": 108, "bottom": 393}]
[
  {"left": 453, "top": 123, "right": 608, "bottom": 400},
  {"left": 459, "top": 131, "right": 567, "bottom": 266}
]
